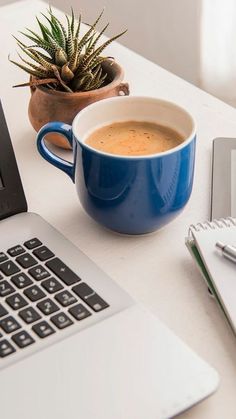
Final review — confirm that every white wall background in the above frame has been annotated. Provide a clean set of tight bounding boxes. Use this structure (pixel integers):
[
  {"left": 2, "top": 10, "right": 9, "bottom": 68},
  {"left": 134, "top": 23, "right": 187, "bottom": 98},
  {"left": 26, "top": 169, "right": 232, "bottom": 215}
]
[
  {"left": 2, "top": 0, "right": 234, "bottom": 107},
  {"left": 0, "top": 0, "right": 202, "bottom": 87},
  {"left": 53, "top": 0, "right": 202, "bottom": 86},
  {"left": 200, "top": 0, "right": 236, "bottom": 107}
]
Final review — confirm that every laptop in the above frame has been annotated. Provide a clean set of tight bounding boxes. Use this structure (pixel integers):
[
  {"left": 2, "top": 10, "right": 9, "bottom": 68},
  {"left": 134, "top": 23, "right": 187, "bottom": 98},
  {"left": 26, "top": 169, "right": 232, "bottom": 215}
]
[{"left": 0, "top": 101, "right": 218, "bottom": 419}]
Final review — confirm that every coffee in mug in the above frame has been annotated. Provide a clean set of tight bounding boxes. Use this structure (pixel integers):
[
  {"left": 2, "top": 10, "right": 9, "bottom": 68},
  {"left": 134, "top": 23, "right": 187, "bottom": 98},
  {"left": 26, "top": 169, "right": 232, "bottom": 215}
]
[
  {"left": 85, "top": 121, "right": 184, "bottom": 156},
  {"left": 37, "top": 96, "right": 196, "bottom": 235}
]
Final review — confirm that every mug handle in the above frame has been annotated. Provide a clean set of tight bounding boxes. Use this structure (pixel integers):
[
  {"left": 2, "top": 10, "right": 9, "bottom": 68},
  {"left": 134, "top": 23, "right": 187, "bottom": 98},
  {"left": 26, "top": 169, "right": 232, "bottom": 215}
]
[{"left": 37, "top": 122, "right": 75, "bottom": 182}]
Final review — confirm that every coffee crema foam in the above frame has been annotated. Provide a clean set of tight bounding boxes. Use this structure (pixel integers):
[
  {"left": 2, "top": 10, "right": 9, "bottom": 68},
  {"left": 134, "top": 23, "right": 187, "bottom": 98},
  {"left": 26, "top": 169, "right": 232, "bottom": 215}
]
[{"left": 85, "top": 120, "right": 185, "bottom": 156}]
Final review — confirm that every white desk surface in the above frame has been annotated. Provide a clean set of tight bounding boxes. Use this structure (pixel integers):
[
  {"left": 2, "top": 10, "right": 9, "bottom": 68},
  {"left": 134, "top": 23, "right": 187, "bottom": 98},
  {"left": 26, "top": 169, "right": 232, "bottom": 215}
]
[{"left": 1, "top": 1, "right": 236, "bottom": 417}]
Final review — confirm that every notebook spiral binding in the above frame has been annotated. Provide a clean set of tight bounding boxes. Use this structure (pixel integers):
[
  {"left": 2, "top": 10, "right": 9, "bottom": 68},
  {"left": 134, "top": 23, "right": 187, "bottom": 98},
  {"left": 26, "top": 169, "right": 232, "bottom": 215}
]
[{"left": 188, "top": 217, "right": 236, "bottom": 239}]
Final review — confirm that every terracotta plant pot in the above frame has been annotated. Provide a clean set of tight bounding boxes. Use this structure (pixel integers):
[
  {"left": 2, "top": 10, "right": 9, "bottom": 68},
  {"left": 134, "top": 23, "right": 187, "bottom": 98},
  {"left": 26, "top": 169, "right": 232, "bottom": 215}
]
[{"left": 28, "top": 60, "right": 129, "bottom": 149}]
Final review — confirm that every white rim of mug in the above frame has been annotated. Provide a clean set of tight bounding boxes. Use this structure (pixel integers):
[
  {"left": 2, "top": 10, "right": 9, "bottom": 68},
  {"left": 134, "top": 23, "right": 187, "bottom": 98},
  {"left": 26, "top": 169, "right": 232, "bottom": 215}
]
[{"left": 72, "top": 96, "right": 197, "bottom": 160}]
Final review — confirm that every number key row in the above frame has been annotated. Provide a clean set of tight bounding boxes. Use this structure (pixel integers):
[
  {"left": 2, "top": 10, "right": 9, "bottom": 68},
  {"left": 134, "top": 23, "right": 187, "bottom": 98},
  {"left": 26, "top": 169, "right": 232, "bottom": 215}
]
[
  {"left": 1, "top": 238, "right": 42, "bottom": 263},
  {"left": 0, "top": 244, "right": 55, "bottom": 278}
]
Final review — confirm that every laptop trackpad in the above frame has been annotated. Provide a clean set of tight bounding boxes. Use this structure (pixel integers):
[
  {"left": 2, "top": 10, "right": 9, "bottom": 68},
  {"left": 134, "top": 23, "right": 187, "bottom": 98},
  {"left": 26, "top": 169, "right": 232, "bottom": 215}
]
[{"left": 0, "top": 305, "right": 218, "bottom": 419}]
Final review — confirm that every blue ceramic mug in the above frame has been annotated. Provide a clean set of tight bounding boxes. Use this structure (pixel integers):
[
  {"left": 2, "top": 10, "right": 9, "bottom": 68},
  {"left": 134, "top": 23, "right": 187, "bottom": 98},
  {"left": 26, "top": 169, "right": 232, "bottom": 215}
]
[{"left": 37, "top": 96, "right": 196, "bottom": 234}]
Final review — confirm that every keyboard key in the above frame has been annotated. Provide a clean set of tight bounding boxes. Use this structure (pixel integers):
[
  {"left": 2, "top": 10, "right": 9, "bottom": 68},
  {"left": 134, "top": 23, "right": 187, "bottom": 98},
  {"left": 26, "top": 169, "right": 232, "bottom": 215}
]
[
  {"left": 19, "top": 307, "right": 41, "bottom": 324},
  {"left": 32, "top": 321, "right": 55, "bottom": 338},
  {"left": 33, "top": 246, "right": 54, "bottom": 261},
  {"left": 46, "top": 258, "right": 81, "bottom": 286},
  {"left": 72, "top": 283, "right": 109, "bottom": 312},
  {"left": 0, "top": 260, "right": 20, "bottom": 276},
  {"left": 55, "top": 290, "right": 77, "bottom": 307},
  {"left": 37, "top": 299, "right": 59, "bottom": 315},
  {"left": 11, "top": 272, "right": 33, "bottom": 289},
  {"left": 51, "top": 312, "right": 73, "bottom": 329},
  {"left": 0, "top": 303, "right": 8, "bottom": 318},
  {"left": 12, "top": 331, "right": 35, "bottom": 348},
  {"left": 0, "top": 280, "right": 15, "bottom": 297},
  {"left": 69, "top": 304, "right": 91, "bottom": 321},
  {"left": 0, "top": 339, "right": 16, "bottom": 357},
  {"left": 0, "top": 252, "right": 8, "bottom": 263},
  {"left": 72, "top": 282, "right": 94, "bottom": 299},
  {"left": 24, "top": 285, "right": 46, "bottom": 302},
  {"left": 7, "top": 245, "right": 25, "bottom": 257},
  {"left": 83, "top": 293, "right": 109, "bottom": 312},
  {"left": 6, "top": 293, "right": 28, "bottom": 310},
  {"left": 28, "top": 265, "right": 50, "bottom": 281},
  {"left": 16, "top": 253, "right": 38, "bottom": 269},
  {"left": 24, "top": 238, "right": 42, "bottom": 250},
  {"left": 41, "top": 278, "right": 63, "bottom": 294},
  {"left": 0, "top": 316, "right": 21, "bottom": 333}
]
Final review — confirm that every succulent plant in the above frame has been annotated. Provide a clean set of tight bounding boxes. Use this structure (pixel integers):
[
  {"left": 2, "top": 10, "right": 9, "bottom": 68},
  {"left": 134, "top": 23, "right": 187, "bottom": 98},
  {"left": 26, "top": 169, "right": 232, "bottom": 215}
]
[{"left": 9, "top": 8, "right": 126, "bottom": 93}]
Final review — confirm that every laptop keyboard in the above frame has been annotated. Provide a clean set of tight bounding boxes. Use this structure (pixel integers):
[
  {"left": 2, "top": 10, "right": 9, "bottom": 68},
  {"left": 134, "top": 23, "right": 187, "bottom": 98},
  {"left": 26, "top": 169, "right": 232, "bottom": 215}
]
[{"left": 0, "top": 238, "right": 109, "bottom": 358}]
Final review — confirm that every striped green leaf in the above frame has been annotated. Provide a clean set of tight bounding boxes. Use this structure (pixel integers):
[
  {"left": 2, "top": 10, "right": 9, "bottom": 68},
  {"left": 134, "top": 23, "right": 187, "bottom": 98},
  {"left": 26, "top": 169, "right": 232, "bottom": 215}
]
[{"left": 11, "top": 8, "right": 126, "bottom": 92}]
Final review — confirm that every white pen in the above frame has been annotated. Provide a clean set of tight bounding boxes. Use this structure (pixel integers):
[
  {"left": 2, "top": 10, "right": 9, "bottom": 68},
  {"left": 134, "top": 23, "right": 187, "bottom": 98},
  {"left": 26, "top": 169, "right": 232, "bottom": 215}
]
[{"left": 216, "top": 241, "right": 236, "bottom": 263}]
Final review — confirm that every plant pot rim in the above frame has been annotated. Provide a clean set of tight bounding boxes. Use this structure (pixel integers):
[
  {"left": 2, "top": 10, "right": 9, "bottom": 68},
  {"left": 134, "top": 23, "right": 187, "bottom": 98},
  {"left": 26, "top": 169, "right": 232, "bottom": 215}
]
[{"left": 33, "top": 59, "right": 124, "bottom": 98}]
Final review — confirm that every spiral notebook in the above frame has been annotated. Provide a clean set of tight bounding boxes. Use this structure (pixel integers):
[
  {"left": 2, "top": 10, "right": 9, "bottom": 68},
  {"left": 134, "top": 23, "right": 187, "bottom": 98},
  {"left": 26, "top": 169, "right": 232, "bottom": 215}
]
[{"left": 186, "top": 217, "right": 236, "bottom": 333}]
